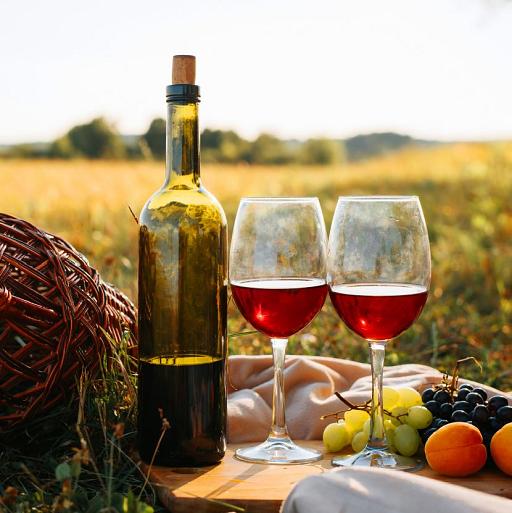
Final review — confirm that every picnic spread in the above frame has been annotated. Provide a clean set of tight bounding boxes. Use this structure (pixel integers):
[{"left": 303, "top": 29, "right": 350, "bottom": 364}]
[{"left": 145, "top": 355, "right": 512, "bottom": 512}]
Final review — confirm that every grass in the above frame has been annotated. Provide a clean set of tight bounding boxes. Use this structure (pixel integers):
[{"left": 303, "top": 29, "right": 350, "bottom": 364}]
[
  {"left": 1, "top": 142, "right": 511, "bottom": 510},
  {"left": 1, "top": 143, "right": 511, "bottom": 390},
  {"left": 0, "top": 334, "right": 161, "bottom": 512}
]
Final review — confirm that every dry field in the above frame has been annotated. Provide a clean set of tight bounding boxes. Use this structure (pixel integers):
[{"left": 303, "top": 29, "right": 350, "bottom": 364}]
[{"left": 1, "top": 142, "right": 511, "bottom": 389}]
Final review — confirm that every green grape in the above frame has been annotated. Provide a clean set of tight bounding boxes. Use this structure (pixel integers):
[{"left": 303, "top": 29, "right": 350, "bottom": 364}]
[
  {"left": 323, "top": 422, "right": 350, "bottom": 452},
  {"left": 394, "top": 424, "right": 420, "bottom": 457},
  {"left": 385, "top": 427, "right": 396, "bottom": 452},
  {"left": 396, "top": 387, "right": 422, "bottom": 409},
  {"left": 351, "top": 431, "right": 369, "bottom": 453},
  {"left": 362, "top": 418, "right": 372, "bottom": 436},
  {"left": 390, "top": 406, "right": 409, "bottom": 426},
  {"left": 383, "top": 386, "right": 400, "bottom": 410},
  {"left": 383, "top": 419, "right": 396, "bottom": 432},
  {"left": 406, "top": 405, "right": 433, "bottom": 429},
  {"left": 338, "top": 419, "right": 354, "bottom": 442},
  {"left": 344, "top": 409, "right": 370, "bottom": 431}
]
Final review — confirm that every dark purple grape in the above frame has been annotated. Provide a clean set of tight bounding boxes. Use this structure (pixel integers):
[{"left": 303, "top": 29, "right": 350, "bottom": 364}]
[
  {"left": 481, "top": 430, "right": 493, "bottom": 446},
  {"left": 425, "top": 400, "right": 440, "bottom": 416},
  {"left": 490, "top": 416, "right": 504, "bottom": 432},
  {"left": 466, "top": 392, "right": 484, "bottom": 405},
  {"left": 488, "top": 395, "right": 509, "bottom": 411},
  {"left": 422, "top": 388, "right": 435, "bottom": 403},
  {"left": 472, "top": 388, "right": 488, "bottom": 401},
  {"left": 439, "top": 402, "right": 453, "bottom": 420},
  {"left": 434, "top": 389, "right": 451, "bottom": 404},
  {"left": 471, "top": 404, "right": 489, "bottom": 425},
  {"left": 453, "top": 400, "right": 473, "bottom": 413},
  {"left": 496, "top": 405, "right": 512, "bottom": 423},
  {"left": 452, "top": 410, "right": 471, "bottom": 422},
  {"left": 421, "top": 427, "right": 437, "bottom": 443},
  {"left": 433, "top": 418, "right": 449, "bottom": 429},
  {"left": 457, "top": 388, "right": 470, "bottom": 401},
  {"left": 458, "top": 383, "right": 473, "bottom": 391},
  {"left": 480, "top": 431, "right": 495, "bottom": 466}
]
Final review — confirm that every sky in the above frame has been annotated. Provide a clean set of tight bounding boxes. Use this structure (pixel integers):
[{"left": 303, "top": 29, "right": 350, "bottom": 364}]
[{"left": 1, "top": 0, "right": 511, "bottom": 144}]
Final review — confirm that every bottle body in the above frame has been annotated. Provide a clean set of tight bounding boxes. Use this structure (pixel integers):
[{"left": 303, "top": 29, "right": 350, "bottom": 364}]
[{"left": 137, "top": 92, "right": 228, "bottom": 466}]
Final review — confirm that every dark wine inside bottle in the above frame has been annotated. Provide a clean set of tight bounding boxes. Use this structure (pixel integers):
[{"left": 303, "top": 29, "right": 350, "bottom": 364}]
[{"left": 138, "top": 356, "right": 226, "bottom": 466}]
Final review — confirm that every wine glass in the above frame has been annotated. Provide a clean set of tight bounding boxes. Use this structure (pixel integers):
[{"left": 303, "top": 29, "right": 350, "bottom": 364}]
[
  {"left": 230, "top": 197, "right": 328, "bottom": 464},
  {"left": 328, "top": 196, "right": 431, "bottom": 470}
]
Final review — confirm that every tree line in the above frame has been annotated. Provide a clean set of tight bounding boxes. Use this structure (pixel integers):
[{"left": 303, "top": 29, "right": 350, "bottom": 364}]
[
  {"left": 5, "top": 117, "right": 344, "bottom": 165},
  {"left": 3, "top": 117, "right": 426, "bottom": 164}
]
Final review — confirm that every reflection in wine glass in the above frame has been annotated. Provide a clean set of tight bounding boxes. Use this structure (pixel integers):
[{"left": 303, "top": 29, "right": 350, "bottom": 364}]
[{"left": 230, "top": 197, "right": 328, "bottom": 464}]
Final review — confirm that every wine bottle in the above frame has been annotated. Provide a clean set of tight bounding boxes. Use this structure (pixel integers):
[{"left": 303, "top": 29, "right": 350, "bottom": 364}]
[{"left": 137, "top": 55, "right": 228, "bottom": 466}]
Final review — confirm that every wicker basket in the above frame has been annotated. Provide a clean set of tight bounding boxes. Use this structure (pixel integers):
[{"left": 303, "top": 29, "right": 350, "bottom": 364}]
[{"left": 0, "top": 213, "right": 137, "bottom": 430}]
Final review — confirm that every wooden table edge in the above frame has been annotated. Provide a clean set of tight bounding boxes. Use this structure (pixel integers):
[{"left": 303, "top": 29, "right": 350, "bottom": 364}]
[{"left": 144, "top": 441, "right": 512, "bottom": 512}]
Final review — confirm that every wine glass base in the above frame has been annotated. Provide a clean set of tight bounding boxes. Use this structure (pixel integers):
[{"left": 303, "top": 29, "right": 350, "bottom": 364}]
[
  {"left": 235, "top": 437, "right": 322, "bottom": 465},
  {"left": 332, "top": 448, "right": 424, "bottom": 471}
]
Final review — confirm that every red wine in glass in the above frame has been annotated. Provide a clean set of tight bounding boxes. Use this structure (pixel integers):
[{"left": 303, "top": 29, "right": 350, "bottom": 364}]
[
  {"left": 230, "top": 197, "right": 327, "bottom": 464},
  {"left": 231, "top": 278, "right": 328, "bottom": 338},
  {"left": 329, "top": 283, "right": 428, "bottom": 341}
]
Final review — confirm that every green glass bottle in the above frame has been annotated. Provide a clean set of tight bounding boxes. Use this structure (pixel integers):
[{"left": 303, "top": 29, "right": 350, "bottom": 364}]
[{"left": 137, "top": 55, "right": 228, "bottom": 466}]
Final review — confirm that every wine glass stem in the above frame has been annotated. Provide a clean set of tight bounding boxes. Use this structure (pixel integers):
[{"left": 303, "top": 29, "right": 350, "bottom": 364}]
[
  {"left": 368, "top": 342, "right": 388, "bottom": 450},
  {"left": 270, "top": 338, "right": 289, "bottom": 440}
]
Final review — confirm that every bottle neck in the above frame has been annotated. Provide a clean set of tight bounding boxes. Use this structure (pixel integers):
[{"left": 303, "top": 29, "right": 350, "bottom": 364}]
[{"left": 164, "top": 101, "right": 200, "bottom": 189}]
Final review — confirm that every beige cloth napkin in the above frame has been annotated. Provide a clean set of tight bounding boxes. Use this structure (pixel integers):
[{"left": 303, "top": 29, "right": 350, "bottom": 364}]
[
  {"left": 227, "top": 354, "right": 509, "bottom": 442},
  {"left": 282, "top": 467, "right": 512, "bottom": 513}
]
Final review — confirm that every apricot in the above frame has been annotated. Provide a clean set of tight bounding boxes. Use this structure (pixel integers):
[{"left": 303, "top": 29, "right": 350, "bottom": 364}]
[
  {"left": 425, "top": 422, "right": 487, "bottom": 477},
  {"left": 490, "top": 423, "right": 512, "bottom": 476}
]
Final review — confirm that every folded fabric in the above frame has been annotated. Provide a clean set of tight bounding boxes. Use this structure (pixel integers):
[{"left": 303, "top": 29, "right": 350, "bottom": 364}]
[
  {"left": 227, "top": 354, "right": 510, "bottom": 442},
  {"left": 282, "top": 467, "right": 511, "bottom": 513}
]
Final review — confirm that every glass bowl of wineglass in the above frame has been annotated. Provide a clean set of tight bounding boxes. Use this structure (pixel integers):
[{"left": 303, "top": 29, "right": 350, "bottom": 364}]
[
  {"left": 327, "top": 196, "right": 431, "bottom": 471},
  {"left": 230, "top": 197, "right": 328, "bottom": 464}
]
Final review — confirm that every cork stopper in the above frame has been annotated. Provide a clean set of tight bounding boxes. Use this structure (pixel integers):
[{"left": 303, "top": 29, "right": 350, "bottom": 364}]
[{"left": 172, "top": 55, "right": 196, "bottom": 85}]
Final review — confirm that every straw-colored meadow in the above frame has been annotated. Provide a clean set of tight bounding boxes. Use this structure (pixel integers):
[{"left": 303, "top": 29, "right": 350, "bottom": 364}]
[{"left": 2, "top": 142, "right": 511, "bottom": 389}]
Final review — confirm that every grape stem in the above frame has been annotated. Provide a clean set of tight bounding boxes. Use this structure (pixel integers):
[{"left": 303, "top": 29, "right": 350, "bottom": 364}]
[
  {"left": 321, "top": 392, "right": 399, "bottom": 421},
  {"left": 335, "top": 391, "right": 370, "bottom": 411},
  {"left": 450, "top": 356, "right": 482, "bottom": 399},
  {"left": 434, "top": 356, "right": 483, "bottom": 401}
]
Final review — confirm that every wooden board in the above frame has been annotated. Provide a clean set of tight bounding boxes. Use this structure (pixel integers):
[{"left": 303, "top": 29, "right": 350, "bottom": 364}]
[{"left": 145, "top": 441, "right": 512, "bottom": 513}]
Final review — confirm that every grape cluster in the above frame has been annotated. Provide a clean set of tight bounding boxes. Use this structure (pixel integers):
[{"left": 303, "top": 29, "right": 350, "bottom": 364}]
[
  {"left": 323, "top": 387, "right": 432, "bottom": 458},
  {"left": 421, "top": 383, "right": 512, "bottom": 455},
  {"left": 322, "top": 384, "right": 511, "bottom": 461}
]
